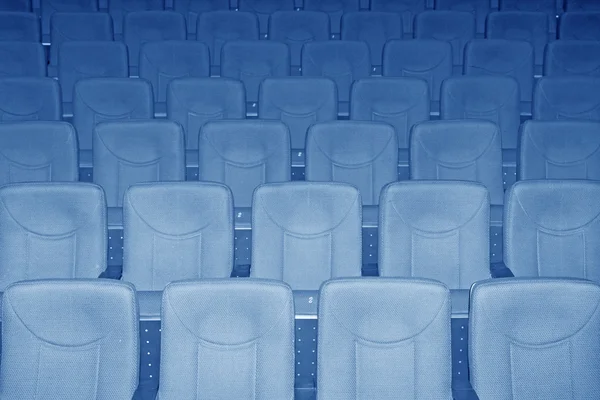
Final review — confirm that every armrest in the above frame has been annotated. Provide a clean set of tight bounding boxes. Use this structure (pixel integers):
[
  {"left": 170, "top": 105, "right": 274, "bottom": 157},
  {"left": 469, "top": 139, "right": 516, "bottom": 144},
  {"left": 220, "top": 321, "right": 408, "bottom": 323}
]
[
  {"left": 362, "top": 263, "right": 378, "bottom": 276},
  {"left": 490, "top": 262, "right": 514, "bottom": 278},
  {"left": 132, "top": 382, "right": 158, "bottom": 400},
  {"left": 138, "top": 291, "right": 163, "bottom": 321},
  {"left": 362, "top": 205, "right": 378, "bottom": 228},
  {"left": 234, "top": 207, "right": 252, "bottom": 230},
  {"left": 450, "top": 289, "right": 469, "bottom": 318},
  {"left": 107, "top": 207, "right": 123, "bottom": 230},
  {"left": 231, "top": 264, "right": 251, "bottom": 277},
  {"left": 293, "top": 291, "right": 319, "bottom": 317},
  {"left": 453, "top": 380, "right": 480, "bottom": 400},
  {"left": 98, "top": 265, "right": 122, "bottom": 280}
]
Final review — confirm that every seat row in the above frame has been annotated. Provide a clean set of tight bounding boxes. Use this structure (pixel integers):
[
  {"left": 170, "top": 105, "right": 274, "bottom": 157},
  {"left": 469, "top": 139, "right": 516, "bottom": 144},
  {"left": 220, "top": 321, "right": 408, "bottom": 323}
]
[
  {"left": 1, "top": 72, "right": 600, "bottom": 154},
  {"left": 2, "top": 276, "right": 598, "bottom": 399},
  {"left": 3, "top": 9, "right": 600, "bottom": 72},
  {"left": 4, "top": 0, "right": 600, "bottom": 38},
  {"left": 1, "top": 118, "right": 599, "bottom": 208},
  {"left": 0, "top": 179, "right": 597, "bottom": 293}
]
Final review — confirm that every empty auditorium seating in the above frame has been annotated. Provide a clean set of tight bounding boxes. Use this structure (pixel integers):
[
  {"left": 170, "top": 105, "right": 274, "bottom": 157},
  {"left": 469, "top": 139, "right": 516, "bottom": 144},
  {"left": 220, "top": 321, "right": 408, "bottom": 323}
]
[
  {"left": 0, "top": 0, "right": 31, "bottom": 12},
  {"left": 250, "top": 182, "right": 362, "bottom": 291},
  {"left": 505, "top": 180, "right": 600, "bottom": 280},
  {"left": 566, "top": 0, "right": 600, "bottom": 11},
  {"left": 268, "top": 11, "right": 329, "bottom": 73},
  {"left": 305, "top": 121, "right": 397, "bottom": 205},
  {"left": 0, "top": 121, "right": 78, "bottom": 185},
  {"left": 196, "top": 11, "right": 260, "bottom": 74},
  {"left": 534, "top": 76, "right": 600, "bottom": 121},
  {"left": 122, "top": 182, "right": 234, "bottom": 290},
  {"left": 519, "top": 120, "right": 600, "bottom": 180},
  {"left": 40, "top": 0, "right": 98, "bottom": 42},
  {"left": 441, "top": 76, "right": 521, "bottom": 149},
  {"left": 302, "top": 41, "right": 370, "bottom": 115},
  {"left": 470, "top": 278, "right": 600, "bottom": 399},
  {"left": 221, "top": 41, "right": 290, "bottom": 108},
  {"left": 464, "top": 39, "right": 534, "bottom": 113},
  {"left": 0, "top": 77, "right": 61, "bottom": 121},
  {"left": 304, "top": 0, "right": 359, "bottom": 37},
  {"left": 58, "top": 41, "right": 128, "bottom": 114},
  {"left": 167, "top": 77, "right": 246, "bottom": 150},
  {"left": 487, "top": 11, "right": 550, "bottom": 72},
  {"left": 341, "top": 12, "right": 403, "bottom": 74},
  {"left": 350, "top": 77, "right": 429, "bottom": 151},
  {"left": 317, "top": 278, "right": 452, "bottom": 399},
  {"left": 49, "top": 12, "right": 113, "bottom": 72},
  {"left": 544, "top": 41, "right": 600, "bottom": 77},
  {"left": 379, "top": 181, "right": 490, "bottom": 289},
  {"left": 0, "top": 42, "right": 45, "bottom": 77},
  {"left": 0, "top": 11, "right": 39, "bottom": 41},
  {"left": 383, "top": 39, "right": 453, "bottom": 113},
  {"left": 93, "top": 120, "right": 185, "bottom": 207},
  {"left": 435, "top": 0, "right": 490, "bottom": 35},
  {"left": 199, "top": 120, "right": 291, "bottom": 208},
  {"left": 411, "top": 120, "right": 504, "bottom": 206},
  {"left": 415, "top": 11, "right": 476, "bottom": 70},
  {"left": 139, "top": 41, "right": 210, "bottom": 114},
  {"left": 0, "top": 280, "right": 139, "bottom": 398},
  {"left": 109, "top": 0, "right": 165, "bottom": 40},
  {"left": 0, "top": 183, "right": 107, "bottom": 290},
  {"left": 173, "top": 0, "right": 229, "bottom": 38},
  {"left": 370, "top": 0, "right": 424, "bottom": 36},
  {"left": 157, "top": 279, "right": 294, "bottom": 399},
  {"left": 258, "top": 77, "right": 337, "bottom": 150},
  {"left": 559, "top": 12, "right": 600, "bottom": 40},
  {"left": 238, "top": 0, "right": 295, "bottom": 38},
  {"left": 123, "top": 11, "right": 186, "bottom": 76},
  {"left": 73, "top": 77, "right": 153, "bottom": 151}
]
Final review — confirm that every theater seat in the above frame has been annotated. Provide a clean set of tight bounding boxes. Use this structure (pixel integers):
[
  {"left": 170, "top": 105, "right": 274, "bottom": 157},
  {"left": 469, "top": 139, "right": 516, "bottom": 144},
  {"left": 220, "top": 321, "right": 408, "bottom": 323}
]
[
  {"left": 93, "top": 120, "right": 185, "bottom": 207},
  {"left": 305, "top": 121, "right": 398, "bottom": 206},
  {"left": 199, "top": 120, "right": 291, "bottom": 208},
  {"left": 505, "top": 180, "right": 600, "bottom": 281},
  {"left": 167, "top": 78, "right": 246, "bottom": 151},
  {"left": 158, "top": 279, "right": 294, "bottom": 399},
  {"left": 441, "top": 75, "right": 521, "bottom": 149},
  {"left": 379, "top": 181, "right": 490, "bottom": 291},
  {"left": 73, "top": 77, "right": 154, "bottom": 152},
  {"left": 519, "top": 120, "right": 600, "bottom": 180},
  {"left": 0, "top": 77, "right": 61, "bottom": 122},
  {"left": 544, "top": 41, "right": 600, "bottom": 78},
  {"left": 0, "top": 121, "right": 78, "bottom": 185},
  {"left": 410, "top": 120, "right": 504, "bottom": 207},
  {"left": 470, "top": 278, "right": 600, "bottom": 399},
  {"left": 0, "top": 11, "right": 39, "bottom": 41},
  {"left": 258, "top": 77, "right": 337, "bottom": 150},
  {"left": 533, "top": 76, "right": 600, "bottom": 121},
  {"left": 559, "top": 12, "right": 600, "bottom": 41},
  {"left": 251, "top": 182, "right": 362, "bottom": 314},
  {"left": 0, "top": 42, "right": 45, "bottom": 77},
  {"left": 0, "top": 279, "right": 139, "bottom": 399},
  {"left": 318, "top": 278, "right": 452, "bottom": 399},
  {"left": 0, "top": 183, "right": 107, "bottom": 290}
]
